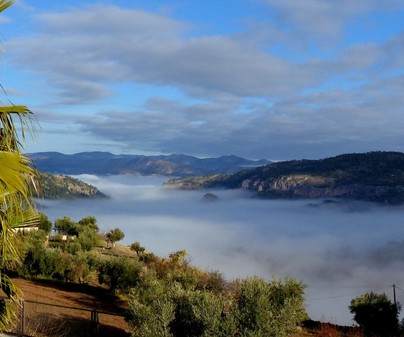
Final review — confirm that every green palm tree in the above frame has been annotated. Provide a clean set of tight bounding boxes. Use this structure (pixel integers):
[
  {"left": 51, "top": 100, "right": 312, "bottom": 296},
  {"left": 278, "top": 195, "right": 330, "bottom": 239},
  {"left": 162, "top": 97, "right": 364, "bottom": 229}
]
[{"left": 0, "top": 0, "right": 39, "bottom": 329}]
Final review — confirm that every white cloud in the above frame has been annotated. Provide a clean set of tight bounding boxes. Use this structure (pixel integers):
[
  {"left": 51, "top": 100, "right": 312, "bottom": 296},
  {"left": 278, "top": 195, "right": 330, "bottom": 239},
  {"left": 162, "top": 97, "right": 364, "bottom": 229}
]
[
  {"left": 6, "top": 4, "right": 328, "bottom": 103},
  {"left": 4, "top": 2, "right": 404, "bottom": 158},
  {"left": 260, "top": 0, "right": 404, "bottom": 41}
]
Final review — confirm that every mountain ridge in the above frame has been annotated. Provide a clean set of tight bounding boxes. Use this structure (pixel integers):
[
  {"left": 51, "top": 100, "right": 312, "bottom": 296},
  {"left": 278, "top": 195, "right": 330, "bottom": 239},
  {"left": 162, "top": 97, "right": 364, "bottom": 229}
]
[
  {"left": 164, "top": 151, "right": 404, "bottom": 204},
  {"left": 28, "top": 151, "right": 269, "bottom": 176}
]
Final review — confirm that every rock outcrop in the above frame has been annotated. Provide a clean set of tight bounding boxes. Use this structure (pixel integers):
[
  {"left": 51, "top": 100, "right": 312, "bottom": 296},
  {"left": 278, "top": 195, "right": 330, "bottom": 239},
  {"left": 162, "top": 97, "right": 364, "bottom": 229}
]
[{"left": 165, "top": 151, "right": 404, "bottom": 204}]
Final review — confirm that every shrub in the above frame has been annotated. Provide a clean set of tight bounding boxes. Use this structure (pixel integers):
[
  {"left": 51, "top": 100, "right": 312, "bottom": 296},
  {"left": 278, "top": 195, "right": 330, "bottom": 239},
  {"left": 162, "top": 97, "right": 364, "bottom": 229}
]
[
  {"left": 97, "top": 256, "right": 141, "bottom": 292},
  {"left": 126, "top": 274, "right": 307, "bottom": 337},
  {"left": 234, "top": 277, "right": 307, "bottom": 337},
  {"left": 349, "top": 292, "right": 400, "bottom": 337}
]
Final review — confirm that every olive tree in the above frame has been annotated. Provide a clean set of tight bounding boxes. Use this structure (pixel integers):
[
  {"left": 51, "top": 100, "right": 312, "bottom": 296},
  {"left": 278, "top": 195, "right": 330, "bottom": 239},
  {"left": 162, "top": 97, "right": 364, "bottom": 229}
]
[
  {"left": 234, "top": 277, "right": 307, "bottom": 337},
  {"left": 97, "top": 256, "right": 141, "bottom": 292},
  {"left": 126, "top": 274, "right": 307, "bottom": 337},
  {"left": 130, "top": 241, "right": 146, "bottom": 255},
  {"left": 37, "top": 212, "right": 52, "bottom": 233},
  {"left": 78, "top": 215, "right": 99, "bottom": 232},
  {"left": 349, "top": 292, "right": 400, "bottom": 337},
  {"left": 106, "top": 227, "right": 125, "bottom": 247},
  {"left": 54, "top": 216, "right": 77, "bottom": 236}
]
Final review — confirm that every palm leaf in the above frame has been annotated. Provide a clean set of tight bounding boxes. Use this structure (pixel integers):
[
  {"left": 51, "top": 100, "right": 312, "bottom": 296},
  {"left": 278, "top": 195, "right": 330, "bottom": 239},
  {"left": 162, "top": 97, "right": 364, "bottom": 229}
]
[
  {"left": 0, "top": 0, "right": 13, "bottom": 13},
  {"left": 0, "top": 152, "right": 36, "bottom": 200},
  {"left": 0, "top": 106, "right": 36, "bottom": 152},
  {"left": 0, "top": 2, "right": 39, "bottom": 330},
  {"left": 0, "top": 272, "right": 21, "bottom": 328}
]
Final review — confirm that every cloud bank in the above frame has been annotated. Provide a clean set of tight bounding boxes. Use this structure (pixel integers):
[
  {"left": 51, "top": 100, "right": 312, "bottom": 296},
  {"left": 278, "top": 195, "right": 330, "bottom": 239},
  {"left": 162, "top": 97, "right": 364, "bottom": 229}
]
[{"left": 37, "top": 175, "right": 404, "bottom": 325}]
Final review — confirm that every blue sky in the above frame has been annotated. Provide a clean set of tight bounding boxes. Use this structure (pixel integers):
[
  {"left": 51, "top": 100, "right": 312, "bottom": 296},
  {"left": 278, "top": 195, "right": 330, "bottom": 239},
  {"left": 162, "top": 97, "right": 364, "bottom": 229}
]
[{"left": 1, "top": 0, "right": 403, "bottom": 160}]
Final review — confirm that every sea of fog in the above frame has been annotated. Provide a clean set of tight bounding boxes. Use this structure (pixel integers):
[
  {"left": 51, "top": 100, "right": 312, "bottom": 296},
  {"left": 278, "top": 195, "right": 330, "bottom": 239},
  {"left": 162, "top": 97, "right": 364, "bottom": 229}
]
[{"left": 36, "top": 174, "right": 404, "bottom": 325}]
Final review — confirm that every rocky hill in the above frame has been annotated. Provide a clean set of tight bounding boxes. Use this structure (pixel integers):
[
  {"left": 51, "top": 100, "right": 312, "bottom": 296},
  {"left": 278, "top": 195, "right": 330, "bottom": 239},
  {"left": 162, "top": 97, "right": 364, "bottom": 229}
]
[
  {"left": 28, "top": 152, "right": 268, "bottom": 176},
  {"left": 35, "top": 172, "right": 106, "bottom": 199},
  {"left": 164, "top": 151, "right": 404, "bottom": 204}
]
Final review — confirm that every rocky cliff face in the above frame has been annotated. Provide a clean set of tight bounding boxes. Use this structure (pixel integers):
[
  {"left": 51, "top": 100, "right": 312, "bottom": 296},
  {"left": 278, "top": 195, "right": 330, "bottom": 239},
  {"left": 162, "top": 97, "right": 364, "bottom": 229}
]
[
  {"left": 164, "top": 152, "right": 404, "bottom": 204},
  {"left": 240, "top": 174, "right": 401, "bottom": 203}
]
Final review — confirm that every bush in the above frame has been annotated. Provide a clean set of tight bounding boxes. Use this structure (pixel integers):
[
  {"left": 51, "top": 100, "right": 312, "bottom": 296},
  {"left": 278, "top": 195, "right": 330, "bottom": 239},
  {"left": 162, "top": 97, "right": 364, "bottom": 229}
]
[
  {"left": 234, "top": 277, "right": 307, "bottom": 337},
  {"left": 126, "top": 274, "right": 307, "bottom": 337},
  {"left": 106, "top": 227, "right": 125, "bottom": 247},
  {"left": 126, "top": 274, "right": 176, "bottom": 337},
  {"left": 77, "top": 226, "right": 101, "bottom": 251},
  {"left": 38, "top": 212, "right": 52, "bottom": 233},
  {"left": 349, "top": 292, "right": 400, "bottom": 337},
  {"left": 97, "top": 256, "right": 141, "bottom": 292}
]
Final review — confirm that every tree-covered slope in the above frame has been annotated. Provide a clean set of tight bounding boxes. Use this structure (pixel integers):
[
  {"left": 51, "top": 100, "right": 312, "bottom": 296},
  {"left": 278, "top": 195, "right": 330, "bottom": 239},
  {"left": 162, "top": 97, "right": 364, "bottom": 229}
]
[
  {"left": 164, "top": 152, "right": 404, "bottom": 204},
  {"left": 35, "top": 172, "right": 106, "bottom": 199}
]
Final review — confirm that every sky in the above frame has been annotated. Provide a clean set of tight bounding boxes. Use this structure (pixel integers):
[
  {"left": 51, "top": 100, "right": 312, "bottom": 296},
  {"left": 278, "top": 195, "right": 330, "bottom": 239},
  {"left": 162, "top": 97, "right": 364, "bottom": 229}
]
[{"left": 0, "top": 0, "right": 403, "bottom": 160}]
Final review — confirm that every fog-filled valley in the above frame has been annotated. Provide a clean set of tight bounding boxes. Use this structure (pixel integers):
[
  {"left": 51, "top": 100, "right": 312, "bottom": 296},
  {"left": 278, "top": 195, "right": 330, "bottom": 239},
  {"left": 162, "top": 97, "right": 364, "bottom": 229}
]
[{"left": 36, "top": 174, "right": 404, "bottom": 326}]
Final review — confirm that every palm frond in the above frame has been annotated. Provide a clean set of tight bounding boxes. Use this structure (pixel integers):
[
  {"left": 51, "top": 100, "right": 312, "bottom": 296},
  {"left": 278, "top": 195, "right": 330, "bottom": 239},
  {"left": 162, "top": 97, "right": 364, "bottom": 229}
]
[
  {"left": 0, "top": 1, "right": 39, "bottom": 331},
  {"left": 0, "top": 106, "right": 36, "bottom": 152},
  {"left": 0, "top": 210, "right": 22, "bottom": 269},
  {"left": 0, "top": 0, "right": 13, "bottom": 13},
  {"left": 0, "top": 151, "right": 36, "bottom": 204},
  {"left": 0, "top": 271, "right": 21, "bottom": 328}
]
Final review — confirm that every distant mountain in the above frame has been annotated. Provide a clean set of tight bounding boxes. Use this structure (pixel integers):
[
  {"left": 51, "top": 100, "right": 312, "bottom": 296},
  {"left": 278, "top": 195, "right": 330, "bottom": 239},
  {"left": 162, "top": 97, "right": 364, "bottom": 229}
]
[
  {"left": 28, "top": 152, "right": 269, "bottom": 176},
  {"left": 164, "top": 151, "right": 404, "bottom": 204}
]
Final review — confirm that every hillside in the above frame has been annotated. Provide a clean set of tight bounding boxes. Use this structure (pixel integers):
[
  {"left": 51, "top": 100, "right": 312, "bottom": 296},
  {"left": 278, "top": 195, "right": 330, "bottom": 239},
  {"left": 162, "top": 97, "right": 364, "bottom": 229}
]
[
  {"left": 13, "top": 269, "right": 358, "bottom": 337},
  {"left": 14, "top": 278, "right": 129, "bottom": 337},
  {"left": 164, "top": 151, "right": 404, "bottom": 204},
  {"left": 35, "top": 172, "right": 106, "bottom": 199},
  {"left": 28, "top": 151, "right": 269, "bottom": 176}
]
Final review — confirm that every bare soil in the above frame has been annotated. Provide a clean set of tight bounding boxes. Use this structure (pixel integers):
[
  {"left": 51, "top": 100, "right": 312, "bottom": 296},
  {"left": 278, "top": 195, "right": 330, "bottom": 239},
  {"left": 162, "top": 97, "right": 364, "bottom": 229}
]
[{"left": 12, "top": 278, "right": 130, "bottom": 337}]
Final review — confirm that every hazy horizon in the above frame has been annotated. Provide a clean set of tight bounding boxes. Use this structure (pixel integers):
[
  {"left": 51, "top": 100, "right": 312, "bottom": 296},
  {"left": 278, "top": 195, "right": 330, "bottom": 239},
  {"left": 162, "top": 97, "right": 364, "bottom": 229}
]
[{"left": 35, "top": 174, "right": 404, "bottom": 326}]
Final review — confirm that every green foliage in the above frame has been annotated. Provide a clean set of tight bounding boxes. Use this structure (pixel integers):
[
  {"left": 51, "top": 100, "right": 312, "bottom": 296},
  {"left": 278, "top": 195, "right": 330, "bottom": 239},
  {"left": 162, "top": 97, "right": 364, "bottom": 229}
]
[
  {"left": 168, "top": 151, "right": 404, "bottom": 204},
  {"left": 106, "top": 227, "right": 125, "bottom": 246},
  {"left": 54, "top": 216, "right": 77, "bottom": 236},
  {"left": 349, "top": 292, "right": 400, "bottom": 337},
  {"left": 77, "top": 226, "right": 101, "bottom": 251},
  {"left": 97, "top": 256, "right": 141, "bottom": 292},
  {"left": 53, "top": 216, "right": 101, "bottom": 251},
  {"left": 69, "top": 252, "right": 94, "bottom": 283},
  {"left": 170, "top": 288, "right": 232, "bottom": 337},
  {"left": 126, "top": 274, "right": 176, "bottom": 337},
  {"left": 126, "top": 272, "right": 307, "bottom": 337},
  {"left": 152, "top": 250, "right": 204, "bottom": 291},
  {"left": 18, "top": 213, "right": 308, "bottom": 337},
  {"left": 0, "top": 103, "right": 38, "bottom": 328},
  {"left": 18, "top": 230, "right": 47, "bottom": 277},
  {"left": 195, "top": 271, "right": 227, "bottom": 294},
  {"left": 66, "top": 240, "right": 82, "bottom": 255},
  {"left": 78, "top": 215, "right": 99, "bottom": 232},
  {"left": 126, "top": 273, "right": 233, "bottom": 337},
  {"left": 234, "top": 277, "right": 307, "bottom": 337},
  {"left": 36, "top": 172, "right": 105, "bottom": 199},
  {"left": 37, "top": 212, "right": 52, "bottom": 233},
  {"left": 20, "top": 228, "right": 98, "bottom": 284},
  {"left": 130, "top": 241, "right": 146, "bottom": 255},
  {"left": 43, "top": 249, "right": 73, "bottom": 280}
]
